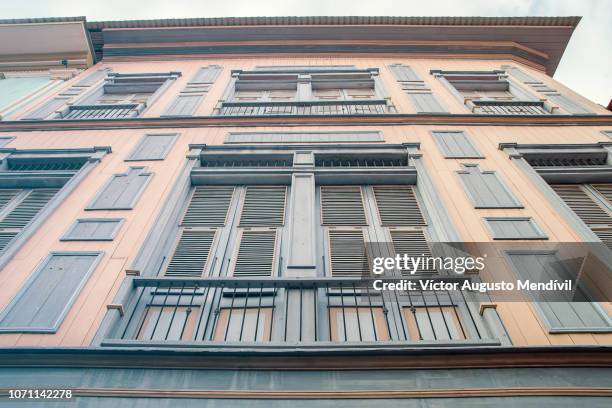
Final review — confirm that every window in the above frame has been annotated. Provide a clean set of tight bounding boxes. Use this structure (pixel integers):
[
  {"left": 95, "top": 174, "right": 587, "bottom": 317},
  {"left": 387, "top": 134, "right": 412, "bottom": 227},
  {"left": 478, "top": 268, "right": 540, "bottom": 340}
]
[
  {"left": 507, "top": 251, "right": 611, "bottom": 331},
  {"left": 61, "top": 219, "right": 124, "bottom": 241},
  {"left": 457, "top": 164, "right": 523, "bottom": 209},
  {"left": 216, "top": 67, "right": 394, "bottom": 116},
  {"left": 126, "top": 133, "right": 178, "bottom": 161},
  {"left": 0, "top": 252, "right": 102, "bottom": 332},
  {"left": 62, "top": 72, "right": 180, "bottom": 119},
  {"left": 432, "top": 70, "right": 548, "bottom": 115},
  {"left": 432, "top": 131, "right": 482, "bottom": 158},
  {"left": 86, "top": 167, "right": 152, "bottom": 210},
  {"left": 484, "top": 217, "right": 547, "bottom": 240}
]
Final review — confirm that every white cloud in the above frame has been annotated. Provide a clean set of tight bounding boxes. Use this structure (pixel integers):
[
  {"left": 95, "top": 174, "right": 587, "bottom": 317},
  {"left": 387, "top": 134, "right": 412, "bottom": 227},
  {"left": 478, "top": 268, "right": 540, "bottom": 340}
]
[{"left": 3, "top": 0, "right": 609, "bottom": 105}]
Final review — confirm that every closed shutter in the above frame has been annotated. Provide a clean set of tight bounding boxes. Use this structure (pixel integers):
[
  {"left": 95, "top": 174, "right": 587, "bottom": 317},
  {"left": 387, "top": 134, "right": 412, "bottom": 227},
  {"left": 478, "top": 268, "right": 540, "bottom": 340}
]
[
  {"left": 233, "top": 229, "right": 277, "bottom": 277},
  {"left": 320, "top": 186, "right": 367, "bottom": 226},
  {"left": 388, "top": 64, "right": 421, "bottom": 82},
  {"left": 432, "top": 131, "right": 482, "bottom": 158},
  {"left": 547, "top": 94, "right": 592, "bottom": 115},
  {"left": 551, "top": 184, "right": 612, "bottom": 249},
  {"left": 239, "top": 186, "right": 286, "bottom": 227},
  {"left": 390, "top": 230, "right": 436, "bottom": 274},
  {"left": 21, "top": 97, "right": 69, "bottom": 120},
  {"left": 0, "top": 189, "right": 20, "bottom": 211},
  {"left": 373, "top": 186, "right": 426, "bottom": 226},
  {"left": 328, "top": 229, "right": 368, "bottom": 277},
  {"left": 550, "top": 185, "right": 612, "bottom": 226},
  {"left": 592, "top": 184, "right": 612, "bottom": 204},
  {"left": 165, "top": 229, "right": 216, "bottom": 277},
  {"left": 190, "top": 65, "right": 222, "bottom": 84},
  {"left": 181, "top": 186, "right": 234, "bottom": 227},
  {"left": 0, "top": 188, "right": 59, "bottom": 229},
  {"left": 127, "top": 133, "right": 178, "bottom": 161},
  {"left": 162, "top": 94, "right": 203, "bottom": 117},
  {"left": 0, "top": 232, "right": 18, "bottom": 251},
  {"left": 409, "top": 93, "right": 446, "bottom": 113}
]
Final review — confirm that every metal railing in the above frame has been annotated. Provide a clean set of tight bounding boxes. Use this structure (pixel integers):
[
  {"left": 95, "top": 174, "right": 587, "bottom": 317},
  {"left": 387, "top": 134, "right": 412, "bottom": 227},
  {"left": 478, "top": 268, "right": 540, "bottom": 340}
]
[
  {"left": 217, "top": 100, "right": 393, "bottom": 116},
  {"left": 108, "top": 277, "right": 491, "bottom": 346},
  {"left": 62, "top": 104, "right": 140, "bottom": 120},
  {"left": 472, "top": 100, "right": 549, "bottom": 115}
]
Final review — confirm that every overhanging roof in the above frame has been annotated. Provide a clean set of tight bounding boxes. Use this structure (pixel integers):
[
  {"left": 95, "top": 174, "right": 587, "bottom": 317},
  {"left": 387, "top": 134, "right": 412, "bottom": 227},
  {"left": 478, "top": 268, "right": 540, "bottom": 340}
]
[
  {"left": 85, "top": 16, "right": 581, "bottom": 75},
  {"left": 0, "top": 17, "right": 95, "bottom": 70}
]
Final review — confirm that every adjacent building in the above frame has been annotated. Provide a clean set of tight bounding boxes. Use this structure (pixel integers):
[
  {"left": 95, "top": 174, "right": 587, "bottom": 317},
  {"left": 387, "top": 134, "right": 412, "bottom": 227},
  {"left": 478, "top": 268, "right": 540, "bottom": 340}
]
[{"left": 0, "top": 15, "right": 611, "bottom": 407}]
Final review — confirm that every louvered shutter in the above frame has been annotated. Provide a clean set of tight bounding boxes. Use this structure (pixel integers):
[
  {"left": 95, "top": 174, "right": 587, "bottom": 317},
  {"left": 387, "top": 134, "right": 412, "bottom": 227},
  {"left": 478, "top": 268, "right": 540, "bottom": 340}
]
[
  {"left": 551, "top": 185, "right": 612, "bottom": 226},
  {"left": 0, "top": 189, "right": 20, "bottom": 211},
  {"left": 0, "top": 188, "right": 59, "bottom": 229},
  {"left": 592, "top": 184, "right": 612, "bottom": 205},
  {"left": 233, "top": 229, "right": 277, "bottom": 277},
  {"left": 328, "top": 229, "right": 368, "bottom": 277},
  {"left": 373, "top": 186, "right": 426, "bottom": 226},
  {"left": 551, "top": 184, "right": 612, "bottom": 249},
  {"left": 320, "top": 186, "right": 367, "bottom": 226},
  {"left": 390, "top": 230, "right": 436, "bottom": 274},
  {"left": 239, "top": 186, "right": 286, "bottom": 227},
  {"left": 181, "top": 186, "right": 234, "bottom": 226},
  {"left": 165, "top": 229, "right": 216, "bottom": 277}
]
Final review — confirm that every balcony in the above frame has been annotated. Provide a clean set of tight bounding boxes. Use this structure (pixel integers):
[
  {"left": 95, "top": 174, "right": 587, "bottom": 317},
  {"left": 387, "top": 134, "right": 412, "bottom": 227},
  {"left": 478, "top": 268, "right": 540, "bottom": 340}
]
[
  {"left": 102, "top": 277, "right": 499, "bottom": 349},
  {"left": 216, "top": 100, "right": 394, "bottom": 117},
  {"left": 472, "top": 100, "right": 549, "bottom": 115},
  {"left": 61, "top": 104, "right": 140, "bottom": 120}
]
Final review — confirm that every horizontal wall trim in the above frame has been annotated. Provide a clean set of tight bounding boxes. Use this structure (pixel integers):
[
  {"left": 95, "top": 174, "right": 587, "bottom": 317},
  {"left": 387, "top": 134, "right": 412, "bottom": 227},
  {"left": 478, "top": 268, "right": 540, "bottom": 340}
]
[
  {"left": 2, "top": 114, "right": 612, "bottom": 132},
  {"left": 1, "top": 386, "right": 610, "bottom": 399},
  {"left": 0, "top": 347, "right": 610, "bottom": 370}
]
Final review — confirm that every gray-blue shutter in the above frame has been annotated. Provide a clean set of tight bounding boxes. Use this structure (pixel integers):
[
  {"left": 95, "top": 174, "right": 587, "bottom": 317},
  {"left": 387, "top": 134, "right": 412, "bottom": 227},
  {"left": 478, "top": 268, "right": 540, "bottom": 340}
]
[
  {"left": 484, "top": 217, "right": 547, "bottom": 240},
  {"left": 126, "top": 133, "right": 178, "bottom": 161},
  {"left": 547, "top": 93, "right": 592, "bottom": 115},
  {"left": 21, "top": 97, "right": 69, "bottom": 120},
  {"left": 388, "top": 64, "right": 421, "bottom": 82},
  {"left": 239, "top": 186, "right": 287, "bottom": 227},
  {"left": 409, "top": 93, "right": 446, "bottom": 114},
  {"left": 432, "top": 131, "right": 483, "bottom": 158},
  {"left": 87, "top": 167, "right": 152, "bottom": 210},
  {"left": 457, "top": 165, "right": 523, "bottom": 208},
  {"left": 0, "top": 252, "right": 102, "bottom": 332},
  {"left": 61, "top": 219, "right": 123, "bottom": 241},
  {"left": 74, "top": 68, "right": 112, "bottom": 87},
  {"left": 233, "top": 230, "right": 277, "bottom": 277},
  {"left": 507, "top": 252, "right": 610, "bottom": 329},
  {"left": 0, "top": 188, "right": 59, "bottom": 229},
  {"left": 190, "top": 65, "right": 222, "bottom": 84},
  {"left": 162, "top": 94, "right": 203, "bottom": 117},
  {"left": 165, "top": 229, "right": 216, "bottom": 277}
]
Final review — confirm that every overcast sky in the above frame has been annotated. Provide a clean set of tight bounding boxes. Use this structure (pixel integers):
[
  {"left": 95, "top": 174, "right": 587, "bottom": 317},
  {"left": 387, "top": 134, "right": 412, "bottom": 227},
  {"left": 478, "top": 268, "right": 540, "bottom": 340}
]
[{"left": 3, "top": 0, "right": 610, "bottom": 106}]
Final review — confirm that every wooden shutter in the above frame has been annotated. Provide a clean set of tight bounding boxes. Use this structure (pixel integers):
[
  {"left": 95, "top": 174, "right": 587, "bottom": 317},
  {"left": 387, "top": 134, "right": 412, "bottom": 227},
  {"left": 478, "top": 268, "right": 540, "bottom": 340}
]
[
  {"left": 0, "top": 252, "right": 101, "bottom": 331},
  {"left": 165, "top": 229, "right": 216, "bottom": 277},
  {"left": 432, "top": 131, "right": 482, "bottom": 158},
  {"left": 232, "top": 229, "right": 277, "bottom": 277},
  {"left": 328, "top": 229, "right": 368, "bottom": 277},
  {"left": 0, "top": 189, "right": 20, "bottom": 211},
  {"left": 21, "top": 97, "right": 69, "bottom": 120},
  {"left": 162, "top": 94, "right": 203, "bottom": 117},
  {"left": 127, "top": 133, "right": 177, "bottom": 161},
  {"left": 390, "top": 230, "right": 436, "bottom": 274},
  {"left": 388, "top": 64, "right": 421, "bottom": 82},
  {"left": 373, "top": 186, "right": 426, "bottom": 226},
  {"left": 592, "top": 184, "right": 612, "bottom": 204},
  {"left": 546, "top": 93, "right": 592, "bottom": 115},
  {"left": 457, "top": 165, "right": 522, "bottom": 208},
  {"left": 0, "top": 188, "right": 59, "bottom": 229},
  {"left": 87, "top": 168, "right": 151, "bottom": 210},
  {"left": 320, "top": 186, "right": 367, "bottom": 226},
  {"left": 409, "top": 93, "right": 446, "bottom": 113},
  {"left": 550, "top": 185, "right": 612, "bottom": 226},
  {"left": 181, "top": 186, "right": 234, "bottom": 227},
  {"left": 239, "top": 186, "right": 286, "bottom": 227},
  {"left": 190, "top": 65, "right": 222, "bottom": 84}
]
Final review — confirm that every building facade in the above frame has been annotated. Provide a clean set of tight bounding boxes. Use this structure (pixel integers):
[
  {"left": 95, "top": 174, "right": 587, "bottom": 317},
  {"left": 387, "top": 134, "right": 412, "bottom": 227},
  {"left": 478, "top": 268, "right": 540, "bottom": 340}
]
[{"left": 0, "top": 16, "right": 611, "bottom": 407}]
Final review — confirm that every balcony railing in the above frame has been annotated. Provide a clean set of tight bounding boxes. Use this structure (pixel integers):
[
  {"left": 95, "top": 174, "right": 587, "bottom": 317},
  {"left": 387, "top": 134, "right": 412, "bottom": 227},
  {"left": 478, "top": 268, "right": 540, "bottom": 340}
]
[
  {"left": 216, "top": 100, "right": 394, "bottom": 117},
  {"left": 102, "top": 277, "right": 498, "bottom": 348},
  {"left": 472, "top": 100, "right": 549, "bottom": 115},
  {"left": 62, "top": 104, "right": 140, "bottom": 120}
]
